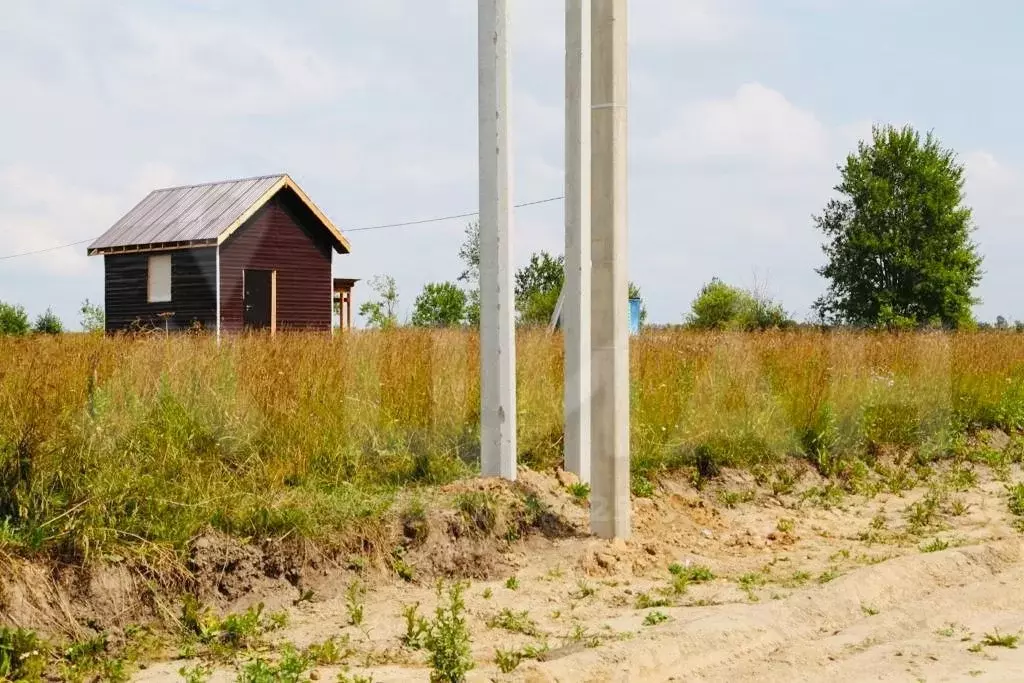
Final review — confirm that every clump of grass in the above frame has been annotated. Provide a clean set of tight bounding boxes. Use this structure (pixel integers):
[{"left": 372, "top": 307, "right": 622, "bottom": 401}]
[
  {"left": 1007, "top": 483, "right": 1024, "bottom": 517},
  {"left": 668, "top": 563, "right": 714, "bottom": 583},
  {"left": 505, "top": 576, "right": 520, "bottom": 591},
  {"left": 238, "top": 645, "right": 310, "bottom": 683},
  {"left": 642, "top": 611, "right": 670, "bottom": 626},
  {"left": 455, "top": 491, "right": 499, "bottom": 536},
  {"left": 776, "top": 518, "right": 795, "bottom": 534},
  {"left": 179, "top": 598, "right": 286, "bottom": 658},
  {"left": 567, "top": 482, "right": 590, "bottom": 502},
  {"left": 571, "top": 579, "right": 596, "bottom": 599},
  {"left": 921, "top": 538, "right": 950, "bottom": 553},
  {"left": 635, "top": 593, "right": 671, "bottom": 609},
  {"left": 981, "top": 630, "right": 1020, "bottom": 648},
  {"left": 486, "top": 609, "right": 539, "bottom": 637},
  {"left": 0, "top": 627, "right": 48, "bottom": 682}
]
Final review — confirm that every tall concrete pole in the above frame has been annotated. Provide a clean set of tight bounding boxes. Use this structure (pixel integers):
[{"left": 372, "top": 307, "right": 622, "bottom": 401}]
[
  {"left": 478, "top": 0, "right": 517, "bottom": 480},
  {"left": 564, "top": 0, "right": 592, "bottom": 484},
  {"left": 590, "top": 0, "right": 630, "bottom": 539}
]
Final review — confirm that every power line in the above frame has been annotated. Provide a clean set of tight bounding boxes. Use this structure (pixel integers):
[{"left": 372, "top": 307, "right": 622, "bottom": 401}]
[
  {"left": 0, "top": 238, "right": 96, "bottom": 261},
  {"left": 0, "top": 195, "right": 565, "bottom": 260}
]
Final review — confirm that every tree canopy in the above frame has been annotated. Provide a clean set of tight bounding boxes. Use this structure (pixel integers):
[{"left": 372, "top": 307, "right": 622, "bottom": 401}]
[
  {"left": 814, "top": 124, "right": 983, "bottom": 328},
  {"left": 0, "top": 301, "right": 30, "bottom": 336},
  {"left": 412, "top": 282, "right": 467, "bottom": 328}
]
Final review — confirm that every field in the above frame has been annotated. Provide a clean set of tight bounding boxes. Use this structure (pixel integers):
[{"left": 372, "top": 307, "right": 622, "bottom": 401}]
[{"left": 3, "top": 329, "right": 1024, "bottom": 680}]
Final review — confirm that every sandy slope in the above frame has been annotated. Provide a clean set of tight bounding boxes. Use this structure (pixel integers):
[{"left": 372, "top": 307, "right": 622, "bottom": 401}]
[{"left": 136, "top": 463, "right": 1024, "bottom": 682}]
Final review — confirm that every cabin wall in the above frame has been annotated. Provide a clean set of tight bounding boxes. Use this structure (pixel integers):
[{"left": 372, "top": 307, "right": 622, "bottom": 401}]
[
  {"left": 103, "top": 248, "right": 217, "bottom": 332},
  {"left": 219, "top": 194, "right": 333, "bottom": 332}
]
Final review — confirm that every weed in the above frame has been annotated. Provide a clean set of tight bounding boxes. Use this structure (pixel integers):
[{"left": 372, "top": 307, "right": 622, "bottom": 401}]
[
  {"left": 635, "top": 593, "right": 672, "bottom": 609},
  {"left": 817, "top": 568, "right": 840, "bottom": 584},
  {"left": 486, "top": 609, "right": 539, "bottom": 637},
  {"left": 346, "top": 580, "right": 367, "bottom": 626},
  {"left": 494, "top": 648, "right": 523, "bottom": 674},
  {"left": 1007, "top": 483, "right": 1024, "bottom": 517},
  {"left": 238, "top": 645, "right": 309, "bottom": 683},
  {"left": 783, "top": 571, "right": 812, "bottom": 588},
  {"left": 668, "top": 564, "right": 714, "bottom": 583},
  {"left": 967, "top": 642, "right": 984, "bottom": 653},
  {"left": 861, "top": 604, "right": 879, "bottom": 616},
  {"left": 631, "top": 476, "right": 655, "bottom": 498},
  {"left": 643, "top": 611, "right": 670, "bottom": 626},
  {"left": 505, "top": 576, "right": 520, "bottom": 591},
  {"left": 921, "top": 538, "right": 950, "bottom": 553},
  {"left": 717, "top": 489, "right": 755, "bottom": 509},
  {"left": 776, "top": 518, "right": 795, "bottom": 534},
  {"left": 455, "top": 491, "right": 498, "bottom": 535},
  {"left": 179, "top": 663, "right": 213, "bottom": 683},
  {"left": 981, "top": 630, "right": 1020, "bottom": 648},
  {"left": 0, "top": 627, "right": 48, "bottom": 682},
  {"left": 571, "top": 580, "right": 596, "bottom": 599},
  {"left": 305, "top": 636, "right": 353, "bottom": 665},
  {"left": 567, "top": 482, "right": 591, "bottom": 503},
  {"left": 481, "top": 588, "right": 493, "bottom": 600},
  {"left": 905, "top": 493, "right": 941, "bottom": 533},
  {"left": 337, "top": 673, "right": 376, "bottom": 683},
  {"left": 425, "top": 581, "right": 473, "bottom": 683},
  {"left": 401, "top": 603, "right": 430, "bottom": 650}
]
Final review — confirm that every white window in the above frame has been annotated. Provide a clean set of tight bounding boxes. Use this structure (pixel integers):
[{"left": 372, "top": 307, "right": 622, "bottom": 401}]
[{"left": 148, "top": 254, "right": 172, "bottom": 303}]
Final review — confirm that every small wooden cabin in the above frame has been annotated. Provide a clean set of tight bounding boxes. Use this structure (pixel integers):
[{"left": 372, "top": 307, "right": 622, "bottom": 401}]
[{"left": 87, "top": 174, "right": 352, "bottom": 334}]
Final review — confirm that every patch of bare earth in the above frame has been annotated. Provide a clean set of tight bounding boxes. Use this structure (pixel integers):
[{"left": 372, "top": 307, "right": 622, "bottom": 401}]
[{"left": 123, "top": 459, "right": 1024, "bottom": 683}]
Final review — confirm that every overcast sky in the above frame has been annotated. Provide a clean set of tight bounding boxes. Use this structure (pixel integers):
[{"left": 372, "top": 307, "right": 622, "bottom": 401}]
[{"left": 2, "top": 0, "right": 1024, "bottom": 328}]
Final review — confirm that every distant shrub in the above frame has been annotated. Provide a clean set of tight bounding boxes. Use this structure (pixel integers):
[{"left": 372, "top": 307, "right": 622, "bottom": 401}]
[
  {"left": 0, "top": 301, "right": 30, "bottom": 336},
  {"left": 33, "top": 308, "right": 64, "bottom": 335}
]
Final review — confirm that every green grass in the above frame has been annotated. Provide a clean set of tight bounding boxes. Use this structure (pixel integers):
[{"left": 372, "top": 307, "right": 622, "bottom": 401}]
[{"left": 5, "top": 329, "right": 1024, "bottom": 565}]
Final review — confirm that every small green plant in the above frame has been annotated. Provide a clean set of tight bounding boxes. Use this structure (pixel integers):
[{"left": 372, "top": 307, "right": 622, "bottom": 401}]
[
  {"left": 905, "top": 493, "right": 941, "bottom": 532},
  {"left": 486, "top": 609, "right": 539, "bottom": 637},
  {"left": 861, "top": 604, "right": 879, "bottom": 616},
  {"left": 817, "top": 567, "right": 840, "bottom": 584},
  {"left": 571, "top": 579, "right": 596, "bottom": 599},
  {"left": 305, "top": 636, "right": 353, "bottom": 665},
  {"left": 643, "top": 611, "right": 670, "bottom": 626},
  {"left": 783, "top": 571, "right": 812, "bottom": 588},
  {"left": 921, "top": 538, "right": 950, "bottom": 553},
  {"left": 635, "top": 593, "right": 671, "bottom": 609},
  {"left": 505, "top": 576, "right": 520, "bottom": 591},
  {"left": 481, "top": 587, "right": 493, "bottom": 600},
  {"left": 1007, "top": 483, "right": 1024, "bottom": 517},
  {"left": 346, "top": 580, "right": 366, "bottom": 626},
  {"left": 494, "top": 648, "right": 523, "bottom": 674},
  {"left": 179, "top": 663, "right": 213, "bottom": 683},
  {"left": 337, "top": 672, "right": 376, "bottom": 683},
  {"left": 668, "top": 564, "right": 714, "bottom": 583},
  {"left": 717, "top": 489, "right": 755, "bottom": 508},
  {"left": 981, "top": 630, "right": 1020, "bottom": 648},
  {"left": 238, "top": 645, "right": 310, "bottom": 683},
  {"left": 425, "top": 581, "right": 474, "bottom": 683},
  {"left": 567, "top": 482, "right": 591, "bottom": 502},
  {"left": 949, "top": 498, "right": 970, "bottom": 516},
  {"left": 0, "top": 627, "right": 48, "bottom": 682},
  {"left": 631, "top": 475, "right": 655, "bottom": 498},
  {"left": 401, "top": 603, "right": 430, "bottom": 650},
  {"left": 776, "top": 518, "right": 795, "bottom": 534}
]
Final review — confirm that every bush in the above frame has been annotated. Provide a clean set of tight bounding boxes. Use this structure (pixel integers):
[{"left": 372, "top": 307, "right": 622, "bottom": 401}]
[
  {"left": 686, "top": 278, "right": 790, "bottom": 330},
  {"left": 33, "top": 308, "right": 63, "bottom": 335},
  {"left": 0, "top": 301, "right": 30, "bottom": 336}
]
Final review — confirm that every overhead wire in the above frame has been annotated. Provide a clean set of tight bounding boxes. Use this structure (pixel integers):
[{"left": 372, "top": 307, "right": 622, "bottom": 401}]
[{"left": 0, "top": 195, "right": 565, "bottom": 260}]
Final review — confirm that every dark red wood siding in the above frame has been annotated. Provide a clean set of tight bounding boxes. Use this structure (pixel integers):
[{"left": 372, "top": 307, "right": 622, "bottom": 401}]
[
  {"left": 103, "top": 248, "right": 217, "bottom": 333},
  {"left": 219, "top": 192, "right": 333, "bottom": 332}
]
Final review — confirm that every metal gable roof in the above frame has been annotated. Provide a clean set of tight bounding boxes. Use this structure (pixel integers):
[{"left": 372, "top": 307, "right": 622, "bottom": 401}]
[{"left": 87, "top": 174, "right": 351, "bottom": 255}]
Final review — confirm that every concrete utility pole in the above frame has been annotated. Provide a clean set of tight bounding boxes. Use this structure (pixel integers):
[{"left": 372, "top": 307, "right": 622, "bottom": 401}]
[
  {"left": 478, "top": 0, "right": 517, "bottom": 480},
  {"left": 590, "top": 0, "right": 630, "bottom": 539},
  {"left": 564, "top": 0, "right": 592, "bottom": 484}
]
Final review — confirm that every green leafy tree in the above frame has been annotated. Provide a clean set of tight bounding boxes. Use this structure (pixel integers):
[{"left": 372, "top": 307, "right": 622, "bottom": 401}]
[
  {"left": 359, "top": 275, "right": 400, "bottom": 329},
  {"left": 814, "top": 124, "right": 983, "bottom": 328},
  {"left": 687, "top": 278, "right": 790, "bottom": 330},
  {"left": 629, "top": 281, "right": 648, "bottom": 326},
  {"left": 0, "top": 301, "right": 30, "bottom": 336},
  {"left": 33, "top": 308, "right": 63, "bottom": 335},
  {"left": 412, "top": 282, "right": 468, "bottom": 327},
  {"left": 80, "top": 299, "right": 105, "bottom": 333},
  {"left": 457, "top": 222, "right": 481, "bottom": 326},
  {"left": 515, "top": 251, "right": 565, "bottom": 325}
]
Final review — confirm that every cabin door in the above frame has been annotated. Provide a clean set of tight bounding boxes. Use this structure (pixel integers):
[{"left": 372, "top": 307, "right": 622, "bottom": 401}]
[{"left": 243, "top": 269, "right": 275, "bottom": 331}]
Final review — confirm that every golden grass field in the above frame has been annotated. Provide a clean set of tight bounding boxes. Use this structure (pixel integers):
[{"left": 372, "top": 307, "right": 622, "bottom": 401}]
[{"left": 2, "top": 328, "right": 1024, "bottom": 561}]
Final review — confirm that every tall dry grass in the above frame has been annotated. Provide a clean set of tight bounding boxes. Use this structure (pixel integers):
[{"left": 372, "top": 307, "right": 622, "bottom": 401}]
[{"left": 2, "top": 328, "right": 1024, "bottom": 560}]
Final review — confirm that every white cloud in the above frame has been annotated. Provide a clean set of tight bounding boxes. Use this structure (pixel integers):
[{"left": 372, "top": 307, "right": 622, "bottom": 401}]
[{"left": 646, "top": 83, "right": 830, "bottom": 167}]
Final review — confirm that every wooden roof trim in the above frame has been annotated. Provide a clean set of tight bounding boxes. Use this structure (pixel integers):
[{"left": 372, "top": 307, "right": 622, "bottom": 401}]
[
  {"left": 87, "top": 238, "right": 218, "bottom": 257},
  {"left": 213, "top": 175, "right": 352, "bottom": 254}
]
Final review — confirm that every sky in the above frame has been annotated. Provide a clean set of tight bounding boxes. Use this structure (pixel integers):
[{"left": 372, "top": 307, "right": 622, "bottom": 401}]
[{"left": 2, "top": 0, "right": 1024, "bottom": 329}]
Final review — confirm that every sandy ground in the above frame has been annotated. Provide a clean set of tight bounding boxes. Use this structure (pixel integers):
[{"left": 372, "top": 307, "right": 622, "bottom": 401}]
[{"left": 135, "top": 461, "right": 1024, "bottom": 682}]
